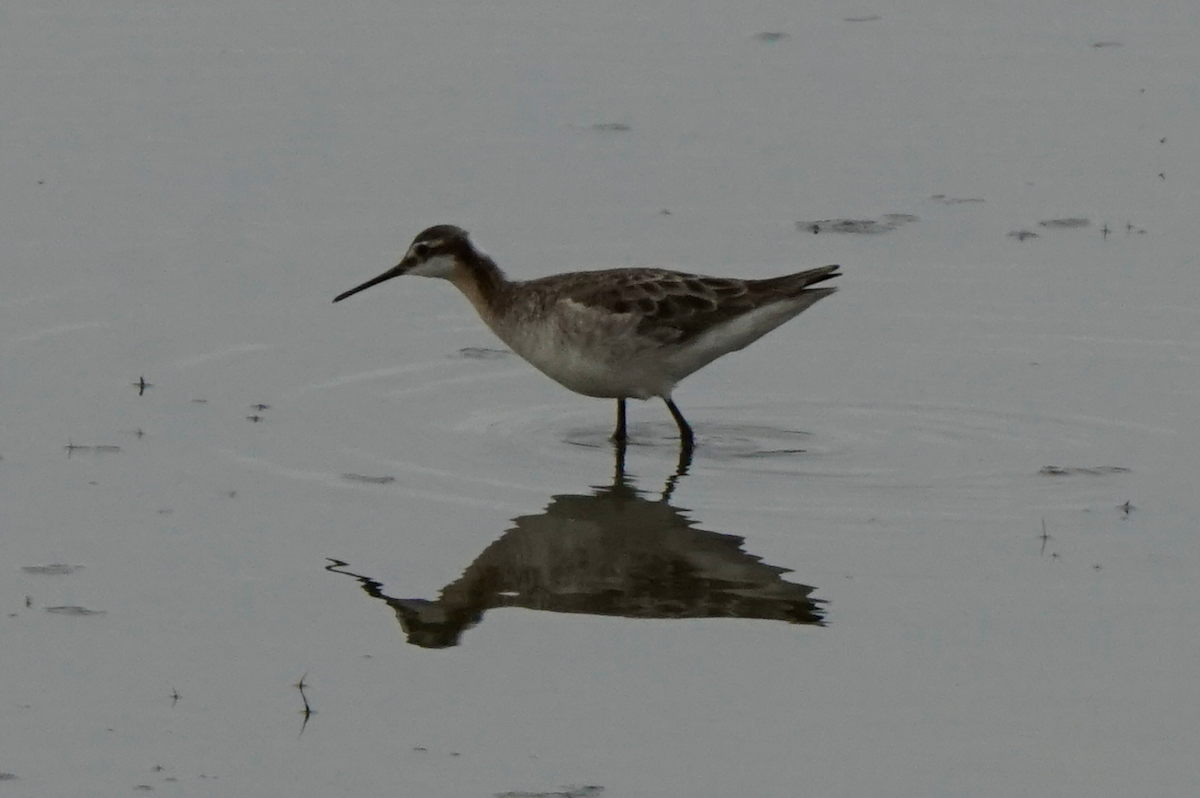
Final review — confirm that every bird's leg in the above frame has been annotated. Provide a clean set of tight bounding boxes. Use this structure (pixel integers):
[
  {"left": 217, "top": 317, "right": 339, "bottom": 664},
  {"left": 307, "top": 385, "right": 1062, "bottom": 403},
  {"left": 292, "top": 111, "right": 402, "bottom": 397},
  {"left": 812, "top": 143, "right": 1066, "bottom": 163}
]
[
  {"left": 664, "top": 397, "right": 695, "bottom": 454},
  {"left": 613, "top": 435, "right": 628, "bottom": 485},
  {"left": 612, "top": 398, "right": 628, "bottom": 443}
]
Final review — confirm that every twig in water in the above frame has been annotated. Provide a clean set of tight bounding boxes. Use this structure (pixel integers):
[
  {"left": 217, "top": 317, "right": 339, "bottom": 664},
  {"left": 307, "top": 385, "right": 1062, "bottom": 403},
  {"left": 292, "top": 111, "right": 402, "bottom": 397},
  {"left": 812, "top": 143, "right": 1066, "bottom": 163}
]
[{"left": 295, "top": 673, "right": 315, "bottom": 733}]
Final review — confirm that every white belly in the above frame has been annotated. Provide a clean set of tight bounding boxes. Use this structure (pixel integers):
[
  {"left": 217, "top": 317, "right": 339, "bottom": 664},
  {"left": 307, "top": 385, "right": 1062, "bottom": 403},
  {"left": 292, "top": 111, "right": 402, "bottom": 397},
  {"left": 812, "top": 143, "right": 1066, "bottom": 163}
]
[
  {"left": 489, "top": 312, "right": 676, "bottom": 399},
  {"left": 482, "top": 293, "right": 811, "bottom": 400}
]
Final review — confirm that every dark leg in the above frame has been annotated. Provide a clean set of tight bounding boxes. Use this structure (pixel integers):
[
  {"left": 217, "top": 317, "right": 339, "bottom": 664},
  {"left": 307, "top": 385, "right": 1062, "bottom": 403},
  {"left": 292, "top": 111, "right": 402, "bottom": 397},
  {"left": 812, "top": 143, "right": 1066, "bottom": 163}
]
[
  {"left": 664, "top": 397, "right": 695, "bottom": 453},
  {"left": 612, "top": 398, "right": 628, "bottom": 443},
  {"left": 613, "top": 435, "right": 628, "bottom": 485}
]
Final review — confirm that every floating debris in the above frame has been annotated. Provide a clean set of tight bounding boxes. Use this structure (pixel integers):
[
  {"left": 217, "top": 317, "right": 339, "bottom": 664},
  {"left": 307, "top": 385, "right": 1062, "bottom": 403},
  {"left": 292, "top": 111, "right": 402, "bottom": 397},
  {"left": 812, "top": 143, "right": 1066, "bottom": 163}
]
[
  {"left": 251, "top": 403, "right": 271, "bottom": 411},
  {"left": 844, "top": 15, "right": 882, "bottom": 22},
  {"left": 1039, "top": 517, "right": 1052, "bottom": 556},
  {"left": 295, "top": 672, "right": 314, "bottom": 733},
  {"left": 1039, "top": 466, "right": 1131, "bottom": 476},
  {"left": 1038, "top": 217, "right": 1090, "bottom": 229},
  {"left": 798, "top": 214, "right": 916, "bottom": 235},
  {"left": 132, "top": 375, "right": 153, "bottom": 396},
  {"left": 456, "top": 347, "right": 511, "bottom": 360},
  {"left": 342, "top": 474, "right": 396, "bottom": 485},
  {"left": 21, "top": 564, "right": 83, "bottom": 576},
  {"left": 64, "top": 440, "right": 122, "bottom": 456},
  {"left": 753, "top": 32, "right": 790, "bottom": 41},
  {"left": 45, "top": 606, "right": 107, "bottom": 616},
  {"left": 1091, "top": 41, "right": 1122, "bottom": 48},
  {"left": 1007, "top": 230, "right": 1038, "bottom": 241},
  {"left": 931, "top": 194, "right": 984, "bottom": 204},
  {"left": 589, "top": 122, "right": 630, "bottom": 132},
  {"left": 495, "top": 787, "right": 604, "bottom": 798}
]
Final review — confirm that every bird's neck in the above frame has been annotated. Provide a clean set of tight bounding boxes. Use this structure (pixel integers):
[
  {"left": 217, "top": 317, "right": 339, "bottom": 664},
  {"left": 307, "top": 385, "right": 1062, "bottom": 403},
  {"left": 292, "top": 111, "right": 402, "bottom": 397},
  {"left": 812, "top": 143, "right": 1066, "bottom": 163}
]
[{"left": 448, "top": 251, "right": 510, "bottom": 320}]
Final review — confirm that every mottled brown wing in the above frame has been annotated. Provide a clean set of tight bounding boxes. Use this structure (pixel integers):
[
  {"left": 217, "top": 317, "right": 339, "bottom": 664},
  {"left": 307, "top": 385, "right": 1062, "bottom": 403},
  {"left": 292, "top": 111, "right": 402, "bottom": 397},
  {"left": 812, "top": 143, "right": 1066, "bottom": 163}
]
[{"left": 558, "top": 266, "right": 839, "bottom": 346}]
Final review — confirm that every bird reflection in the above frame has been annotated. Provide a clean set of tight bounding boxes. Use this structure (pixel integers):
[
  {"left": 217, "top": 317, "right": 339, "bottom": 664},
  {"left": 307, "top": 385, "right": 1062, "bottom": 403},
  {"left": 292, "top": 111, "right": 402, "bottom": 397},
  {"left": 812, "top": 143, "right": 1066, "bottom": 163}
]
[{"left": 327, "top": 443, "right": 824, "bottom": 648}]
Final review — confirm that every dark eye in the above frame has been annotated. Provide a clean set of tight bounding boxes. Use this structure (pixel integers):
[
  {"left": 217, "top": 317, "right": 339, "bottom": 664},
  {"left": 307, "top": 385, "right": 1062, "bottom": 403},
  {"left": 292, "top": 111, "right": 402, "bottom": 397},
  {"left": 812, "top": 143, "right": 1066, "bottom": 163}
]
[{"left": 413, "top": 243, "right": 430, "bottom": 258}]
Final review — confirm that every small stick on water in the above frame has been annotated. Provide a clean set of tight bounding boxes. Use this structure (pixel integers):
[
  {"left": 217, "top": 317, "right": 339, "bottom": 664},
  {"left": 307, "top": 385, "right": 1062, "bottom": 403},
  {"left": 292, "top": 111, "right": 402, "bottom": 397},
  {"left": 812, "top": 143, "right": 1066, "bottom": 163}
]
[
  {"left": 295, "top": 673, "right": 314, "bottom": 733},
  {"left": 170, "top": 687, "right": 180, "bottom": 706},
  {"left": 1039, "top": 517, "right": 1052, "bottom": 556}
]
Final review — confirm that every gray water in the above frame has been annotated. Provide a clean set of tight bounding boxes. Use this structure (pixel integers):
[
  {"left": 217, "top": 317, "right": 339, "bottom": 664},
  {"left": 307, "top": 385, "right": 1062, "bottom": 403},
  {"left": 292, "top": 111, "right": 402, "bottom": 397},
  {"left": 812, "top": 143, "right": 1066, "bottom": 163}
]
[{"left": 4, "top": 1, "right": 1199, "bottom": 795}]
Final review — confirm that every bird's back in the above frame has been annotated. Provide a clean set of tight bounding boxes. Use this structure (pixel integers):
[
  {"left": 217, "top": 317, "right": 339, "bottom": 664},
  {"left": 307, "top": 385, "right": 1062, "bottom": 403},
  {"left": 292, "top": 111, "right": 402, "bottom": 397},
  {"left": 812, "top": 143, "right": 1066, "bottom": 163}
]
[{"left": 526, "top": 264, "right": 838, "bottom": 347}]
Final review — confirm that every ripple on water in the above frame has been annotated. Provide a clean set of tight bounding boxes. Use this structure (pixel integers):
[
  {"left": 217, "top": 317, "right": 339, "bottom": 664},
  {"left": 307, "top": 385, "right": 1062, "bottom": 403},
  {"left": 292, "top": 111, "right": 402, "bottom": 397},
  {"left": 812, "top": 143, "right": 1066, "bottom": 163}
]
[
  {"left": 561, "top": 421, "right": 813, "bottom": 460},
  {"left": 253, "top": 349, "right": 1149, "bottom": 518},
  {"left": 451, "top": 397, "right": 1145, "bottom": 517},
  {"left": 804, "top": 400, "right": 1146, "bottom": 477}
]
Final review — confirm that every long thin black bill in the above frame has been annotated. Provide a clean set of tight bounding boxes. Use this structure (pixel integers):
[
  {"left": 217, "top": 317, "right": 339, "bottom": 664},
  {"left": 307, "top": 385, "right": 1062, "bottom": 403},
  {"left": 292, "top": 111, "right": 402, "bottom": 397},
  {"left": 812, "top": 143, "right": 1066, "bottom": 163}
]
[{"left": 333, "top": 265, "right": 404, "bottom": 303}]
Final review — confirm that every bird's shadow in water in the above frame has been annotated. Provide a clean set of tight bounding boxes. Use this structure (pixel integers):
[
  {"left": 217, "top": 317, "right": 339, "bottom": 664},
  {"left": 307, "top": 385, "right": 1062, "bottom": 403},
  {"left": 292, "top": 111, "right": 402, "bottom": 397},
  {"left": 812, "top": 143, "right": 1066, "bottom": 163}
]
[{"left": 327, "top": 441, "right": 825, "bottom": 649}]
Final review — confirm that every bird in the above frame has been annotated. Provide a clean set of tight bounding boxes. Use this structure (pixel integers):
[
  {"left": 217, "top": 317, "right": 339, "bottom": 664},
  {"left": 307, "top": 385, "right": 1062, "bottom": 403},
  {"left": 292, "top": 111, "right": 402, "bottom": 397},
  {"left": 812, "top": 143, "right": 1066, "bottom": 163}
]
[{"left": 333, "top": 225, "right": 840, "bottom": 453}]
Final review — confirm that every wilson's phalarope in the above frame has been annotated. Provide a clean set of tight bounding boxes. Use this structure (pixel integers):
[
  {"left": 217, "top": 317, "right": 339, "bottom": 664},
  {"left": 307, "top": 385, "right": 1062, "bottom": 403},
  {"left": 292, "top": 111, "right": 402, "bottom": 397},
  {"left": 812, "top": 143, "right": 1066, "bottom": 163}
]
[{"left": 334, "top": 225, "right": 840, "bottom": 452}]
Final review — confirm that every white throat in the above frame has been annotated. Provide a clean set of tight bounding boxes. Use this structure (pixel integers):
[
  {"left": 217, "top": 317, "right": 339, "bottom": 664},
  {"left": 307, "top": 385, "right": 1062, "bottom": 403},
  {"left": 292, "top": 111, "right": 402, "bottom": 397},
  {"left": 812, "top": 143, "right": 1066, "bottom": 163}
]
[{"left": 407, "top": 252, "right": 457, "bottom": 279}]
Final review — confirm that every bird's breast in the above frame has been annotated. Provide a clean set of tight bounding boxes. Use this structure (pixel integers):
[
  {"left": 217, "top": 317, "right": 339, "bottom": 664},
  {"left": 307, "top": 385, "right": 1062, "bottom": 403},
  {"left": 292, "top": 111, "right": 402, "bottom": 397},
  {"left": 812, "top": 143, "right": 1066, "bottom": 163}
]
[{"left": 486, "top": 303, "right": 672, "bottom": 399}]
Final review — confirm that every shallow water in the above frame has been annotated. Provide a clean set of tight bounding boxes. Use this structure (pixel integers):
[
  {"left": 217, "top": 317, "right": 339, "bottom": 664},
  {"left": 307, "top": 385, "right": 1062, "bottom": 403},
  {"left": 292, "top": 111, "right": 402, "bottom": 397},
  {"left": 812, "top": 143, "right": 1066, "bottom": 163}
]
[{"left": 5, "top": 0, "right": 1200, "bottom": 796}]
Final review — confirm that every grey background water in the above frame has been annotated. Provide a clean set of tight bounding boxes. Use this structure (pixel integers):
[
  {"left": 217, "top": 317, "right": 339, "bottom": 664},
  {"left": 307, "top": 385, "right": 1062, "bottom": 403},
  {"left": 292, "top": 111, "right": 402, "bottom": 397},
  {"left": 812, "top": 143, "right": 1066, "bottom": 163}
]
[{"left": 3, "top": 0, "right": 1199, "bottom": 795}]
